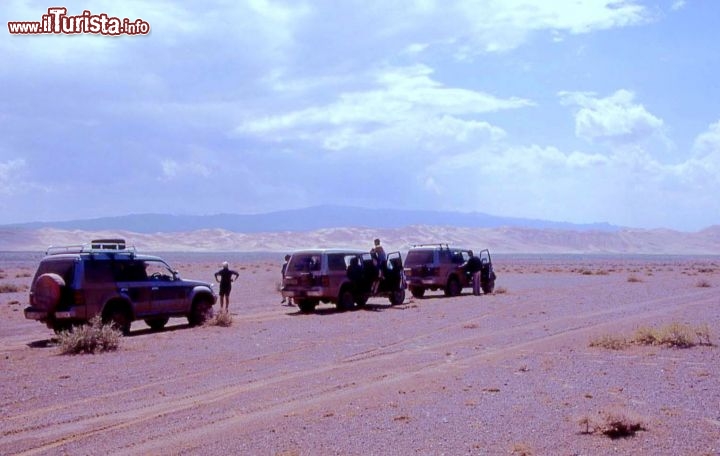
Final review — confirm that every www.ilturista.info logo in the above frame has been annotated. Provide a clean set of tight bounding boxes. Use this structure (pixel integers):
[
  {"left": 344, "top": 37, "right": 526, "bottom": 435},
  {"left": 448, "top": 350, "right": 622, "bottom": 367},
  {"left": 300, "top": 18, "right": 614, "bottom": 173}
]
[{"left": 7, "top": 7, "right": 150, "bottom": 36}]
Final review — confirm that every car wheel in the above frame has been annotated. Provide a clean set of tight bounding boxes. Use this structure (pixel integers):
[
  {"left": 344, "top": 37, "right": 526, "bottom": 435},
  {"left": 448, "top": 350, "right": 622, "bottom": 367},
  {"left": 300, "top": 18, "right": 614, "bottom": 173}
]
[
  {"left": 145, "top": 317, "right": 169, "bottom": 331},
  {"left": 52, "top": 321, "right": 76, "bottom": 335},
  {"left": 296, "top": 299, "right": 316, "bottom": 313},
  {"left": 445, "top": 277, "right": 461, "bottom": 297},
  {"left": 103, "top": 306, "right": 131, "bottom": 336},
  {"left": 337, "top": 289, "right": 355, "bottom": 311},
  {"left": 389, "top": 289, "right": 405, "bottom": 306},
  {"left": 188, "top": 297, "right": 212, "bottom": 327},
  {"left": 410, "top": 287, "right": 425, "bottom": 298},
  {"left": 482, "top": 279, "right": 495, "bottom": 294}
]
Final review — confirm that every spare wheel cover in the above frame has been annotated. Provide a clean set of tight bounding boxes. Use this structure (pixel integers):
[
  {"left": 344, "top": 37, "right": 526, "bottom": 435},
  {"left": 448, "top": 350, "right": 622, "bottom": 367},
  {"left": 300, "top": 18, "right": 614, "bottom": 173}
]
[{"left": 34, "top": 273, "right": 65, "bottom": 311}]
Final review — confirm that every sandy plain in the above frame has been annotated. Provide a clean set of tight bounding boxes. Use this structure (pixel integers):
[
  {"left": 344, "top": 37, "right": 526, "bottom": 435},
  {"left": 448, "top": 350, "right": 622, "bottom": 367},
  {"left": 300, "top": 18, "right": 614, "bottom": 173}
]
[{"left": 1, "top": 254, "right": 719, "bottom": 455}]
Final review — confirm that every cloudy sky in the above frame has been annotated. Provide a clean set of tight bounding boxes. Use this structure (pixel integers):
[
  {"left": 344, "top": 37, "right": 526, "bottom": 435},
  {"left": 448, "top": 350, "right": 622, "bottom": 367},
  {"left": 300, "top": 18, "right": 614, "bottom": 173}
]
[{"left": 1, "top": 0, "right": 718, "bottom": 231}]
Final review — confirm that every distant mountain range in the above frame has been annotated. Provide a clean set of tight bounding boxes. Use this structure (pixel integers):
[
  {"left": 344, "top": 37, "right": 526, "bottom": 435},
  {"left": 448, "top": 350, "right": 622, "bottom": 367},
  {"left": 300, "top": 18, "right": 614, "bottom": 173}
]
[
  {"left": 3, "top": 206, "right": 718, "bottom": 254},
  {"left": 2, "top": 205, "right": 620, "bottom": 233}
]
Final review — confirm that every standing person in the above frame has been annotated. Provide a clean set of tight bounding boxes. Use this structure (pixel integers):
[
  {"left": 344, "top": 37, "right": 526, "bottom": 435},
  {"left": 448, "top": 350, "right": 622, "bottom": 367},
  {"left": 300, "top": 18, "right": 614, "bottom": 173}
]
[
  {"left": 214, "top": 261, "right": 239, "bottom": 312},
  {"left": 370, "top": 238, "right": 387, "bottom": 272},
  {"left": 370, "top": 238, "right": 387, "bottom": 292},
  {"left": 463, "top": 251, "right": 483, "bottom": 296},
  {"left": 280, "top": 254, "right": 293, "bottom": 306}
]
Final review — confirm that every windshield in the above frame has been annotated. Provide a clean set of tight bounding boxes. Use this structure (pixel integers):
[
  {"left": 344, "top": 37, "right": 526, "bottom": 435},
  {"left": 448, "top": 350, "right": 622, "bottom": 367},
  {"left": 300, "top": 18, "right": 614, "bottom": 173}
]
[{"left": 405, "top": 250, "right": 434, "bottom": 267}]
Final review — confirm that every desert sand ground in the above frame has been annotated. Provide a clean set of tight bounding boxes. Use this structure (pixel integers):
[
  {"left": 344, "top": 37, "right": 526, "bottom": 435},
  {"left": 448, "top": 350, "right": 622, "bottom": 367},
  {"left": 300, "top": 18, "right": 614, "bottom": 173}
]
[{"left": 1, "top": 254, "right": 719, "bottom": 455}]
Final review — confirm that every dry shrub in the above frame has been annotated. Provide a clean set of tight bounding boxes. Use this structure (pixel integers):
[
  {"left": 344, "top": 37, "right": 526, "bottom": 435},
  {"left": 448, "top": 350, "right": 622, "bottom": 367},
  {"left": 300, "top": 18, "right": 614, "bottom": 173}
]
[
  {"left": 589, "top": 334, "right": 627, "bottom": 350},
  {"left": 633, "top": 323, "right": 712, "bottom": 348},
  {"left": 627, "top": 275, "right": 642, "bottom": 283},
  {"left": 696, "top": 279, "right": 711, "bottom": 288},
  {"left": 57, "top": 316, "right": 122, "bottom": 354},
  {"left": 206, "top": 310, "right": 233, "bottom": 327},
  {"left": 592, "top": 323, "right": 712, "bottom": 350},
  {"left": 494, "top": 286, "right": 507, "bottom": 294},
  {"left": 578, "top": 408, "right": 646, "bottom": 439},
  {"left": 0, "top": 283, "right": 23, "bottom": 293},
  {"left": 510, "top": 442, "right": 533, "bottom": 455}
]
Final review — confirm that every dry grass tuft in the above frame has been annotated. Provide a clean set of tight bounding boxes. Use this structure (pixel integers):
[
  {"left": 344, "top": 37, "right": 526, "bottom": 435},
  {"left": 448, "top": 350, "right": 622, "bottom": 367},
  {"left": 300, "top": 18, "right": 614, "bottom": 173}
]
[
  {"left": 494, "top": 286, "right": 507, "bottom": 294},
  {"left": 510, "top": 442, "right": 533, "bottom": 455},
  {"left": 0, "top": 283, "right": 24, "bottom": 293},
  {"left": 696, "top": 279, "right": 711, "bottom": 288},
  {"left": 627, "top": 275, "right": 642, "bottom": 283},
  {"left": 578, "top": 408, "right": 646, "bottom": 439},
  {"left": 57, "top": 316, "right": 122, "bottom": 354},
  {"left": 206, "top": 310, "right": 233, "bottom": 327},
  {"left": 592, "top": 322, "right": 712, "bottom": 350},
  {"left": 589, "top": 334, "right": 627, "bottom": 350}
]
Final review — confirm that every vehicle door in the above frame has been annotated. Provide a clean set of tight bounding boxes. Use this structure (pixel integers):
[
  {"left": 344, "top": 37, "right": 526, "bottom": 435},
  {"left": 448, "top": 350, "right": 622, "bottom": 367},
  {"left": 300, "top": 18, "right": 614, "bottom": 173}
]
[
  {"left": 143, "top": 260, "right": 188, "bottom": 314},
  {"left": 384, "top": 251, "right": 406, "bottom": 291},
  {"left": 113, "top": 260, "right": 153, "bottom": 317}
]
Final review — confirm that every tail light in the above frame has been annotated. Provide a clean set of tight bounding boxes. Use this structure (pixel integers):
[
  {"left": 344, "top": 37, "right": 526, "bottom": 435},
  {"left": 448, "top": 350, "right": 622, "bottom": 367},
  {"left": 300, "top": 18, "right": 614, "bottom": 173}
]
[{"left": 73, "top": 290, "right": 85, "bottom": 306}]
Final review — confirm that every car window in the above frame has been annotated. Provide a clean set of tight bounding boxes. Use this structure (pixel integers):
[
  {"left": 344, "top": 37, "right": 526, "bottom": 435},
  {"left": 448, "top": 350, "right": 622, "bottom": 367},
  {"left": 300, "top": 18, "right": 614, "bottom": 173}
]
[
  {"left": 327, "top": 253, "right": 348, "bottom": 271},
  {"left": 439, "top": 249, "right": 453, "bottom": 262},
  {"left": 34, "top": 259, "right": 76, "bottom": 284},
  {"left": 84, "top": 261, "right": 115, "bottom": 283},
  {"left": 405, "top": 250, "right": 434, "bottom": 267},
  {"left": 144, "top": 260, "right": 175, "bottom": 280},
  {"left": 114, "top": 261, "right": 148, "bottom": 282},
  {"left": 288, "top": 254, "right": 321, "bottom": 272}
]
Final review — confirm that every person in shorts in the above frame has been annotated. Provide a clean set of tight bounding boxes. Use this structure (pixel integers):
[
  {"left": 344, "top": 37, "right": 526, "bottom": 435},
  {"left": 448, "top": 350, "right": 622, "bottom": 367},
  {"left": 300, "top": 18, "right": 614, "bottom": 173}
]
[{"left": 214, "top": 261, "right": 239, "bottom": 312}]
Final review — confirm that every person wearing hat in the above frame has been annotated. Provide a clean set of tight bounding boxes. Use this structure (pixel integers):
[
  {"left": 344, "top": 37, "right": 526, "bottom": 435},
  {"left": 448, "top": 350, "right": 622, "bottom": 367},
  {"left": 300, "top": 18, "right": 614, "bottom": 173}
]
[{"left": 214, "top": 261, "right": 239, "bottom": 312}]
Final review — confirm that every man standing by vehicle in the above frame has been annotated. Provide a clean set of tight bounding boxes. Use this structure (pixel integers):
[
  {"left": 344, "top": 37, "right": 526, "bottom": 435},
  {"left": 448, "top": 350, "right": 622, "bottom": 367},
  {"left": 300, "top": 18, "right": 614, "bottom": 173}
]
[
  {"left": 280, "top": 254, "right": 293, "bottom": 306},
  {"left": 462, "top": 251, "right": 483, "bottom": 296},
  {"left": 215, "top": 261, "right": 239, "bottom": 312}
]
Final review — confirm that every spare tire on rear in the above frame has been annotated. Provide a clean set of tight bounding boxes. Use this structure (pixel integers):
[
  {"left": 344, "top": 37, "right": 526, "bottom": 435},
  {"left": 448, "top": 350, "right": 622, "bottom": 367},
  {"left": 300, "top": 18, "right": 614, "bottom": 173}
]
[{"left": 34, "top": 273, "right": 65, "bottom": 311}]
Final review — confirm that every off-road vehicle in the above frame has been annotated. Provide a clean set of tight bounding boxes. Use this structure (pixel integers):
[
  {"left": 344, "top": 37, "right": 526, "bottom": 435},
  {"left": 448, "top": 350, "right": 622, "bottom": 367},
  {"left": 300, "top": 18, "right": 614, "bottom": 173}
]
[
  {"left": 404, "top": 244, "right": 496, "bottom": 298},
  {"left": 281, "top": 248, "right": 406, "bottom": 313},
  {"left": 24, "top": 239, "right": 217, "bottom": 335}
]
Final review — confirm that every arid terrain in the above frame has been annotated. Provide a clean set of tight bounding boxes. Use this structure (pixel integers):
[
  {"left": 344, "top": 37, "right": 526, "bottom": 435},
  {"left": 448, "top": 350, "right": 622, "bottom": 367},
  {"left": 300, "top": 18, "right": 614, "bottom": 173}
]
[{"left": 1, "top": 253, "right": 719, "bottom": 455}]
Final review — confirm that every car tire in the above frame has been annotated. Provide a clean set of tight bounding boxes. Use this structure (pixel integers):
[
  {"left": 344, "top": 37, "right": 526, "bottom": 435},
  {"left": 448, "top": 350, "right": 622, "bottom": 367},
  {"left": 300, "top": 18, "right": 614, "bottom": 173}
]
[
  {"left": 389, "top": 289, "right": 405, "bottom": 306},
  {"left": 103, "top": 305, "right": 131, "bottom": 336},
  {"left": 445, "top": 277, "right": 461, "bottom": 297},
  {"left": 410, "top": 287, "right": 425, "bottom": 298},
  {"left": 145, "top": 317, "right": 169, "bottom": 331},
  {"left": 337, "top": 289, "right": 355, "bottom": 311},
  {"left": 482, "top": 279, "right": 495, "bottom": 295},
  {"left": 188, "top": 297, "right": 212, "bottom": 327},
  {"left": 296, "top": 299, "right": 316, "bottom": 313}
]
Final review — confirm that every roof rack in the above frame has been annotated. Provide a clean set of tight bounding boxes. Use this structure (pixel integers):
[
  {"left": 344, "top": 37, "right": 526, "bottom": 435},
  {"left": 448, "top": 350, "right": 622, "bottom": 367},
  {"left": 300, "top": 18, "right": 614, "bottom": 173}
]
[
  {"left": 46, "top": 239, "right": 136, "bottom": 256},
  {"left": 410, "top": 243, "right": 450, "bottom": 249}
]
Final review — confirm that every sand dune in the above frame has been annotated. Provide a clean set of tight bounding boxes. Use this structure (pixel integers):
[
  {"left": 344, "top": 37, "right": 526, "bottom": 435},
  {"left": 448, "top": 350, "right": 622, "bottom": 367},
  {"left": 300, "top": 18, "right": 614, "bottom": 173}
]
[{"left": 1, "top": 225, "right": 720, "bottom": 254}]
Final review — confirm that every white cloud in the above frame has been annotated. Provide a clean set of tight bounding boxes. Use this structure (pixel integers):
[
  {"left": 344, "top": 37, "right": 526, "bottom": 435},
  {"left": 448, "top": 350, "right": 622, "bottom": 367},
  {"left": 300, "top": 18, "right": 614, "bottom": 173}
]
[
  {"left": 160, "top": 159, "right": 212, "bottom": 180},
  {"left": 0, "top": 159, "right": 27, "bottom": 194},
  {"left": 449, "top": 0, "right": 650, "bottom": 55},
  {"left": 236, "top": 64, "right": 529, "bottom": 154},
  {"left": 671, "top": 1, "right": 687, "bottom": 11},
  {"left": 559, "top": 90, "right": 664, "bottom": 144}
]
